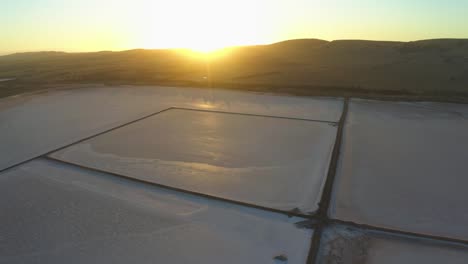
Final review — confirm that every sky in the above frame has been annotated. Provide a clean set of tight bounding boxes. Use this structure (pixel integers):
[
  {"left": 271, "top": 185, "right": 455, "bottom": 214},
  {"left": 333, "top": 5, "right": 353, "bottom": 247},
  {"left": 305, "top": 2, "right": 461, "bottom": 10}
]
[{"left": 1, "top": 0, "right": 468, "bottom": 54}]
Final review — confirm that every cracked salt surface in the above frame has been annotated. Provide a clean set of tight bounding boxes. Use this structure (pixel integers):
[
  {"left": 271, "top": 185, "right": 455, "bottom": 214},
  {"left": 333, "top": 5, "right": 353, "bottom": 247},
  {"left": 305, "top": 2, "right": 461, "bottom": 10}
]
[
  {"left": 0, "top": 159, "right": 312, "bottom": 264},
  {"left": 51, "top": 109, "right": 338, "bottom": 213},
  {"left": 0, "top": 85, "right": 343, "bottom": 171},
  {"left": 317, "top": 225, "right": 468, "bottom": 264},
  {"left": 331, "top": 99, "right": 468, "bottom": 240}
]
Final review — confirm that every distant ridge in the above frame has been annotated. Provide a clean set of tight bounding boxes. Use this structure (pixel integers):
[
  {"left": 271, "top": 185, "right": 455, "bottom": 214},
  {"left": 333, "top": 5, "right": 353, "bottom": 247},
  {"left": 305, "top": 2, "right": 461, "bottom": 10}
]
[
  {"left": 1, "top": 38, "right": 468, "bottom": 100},
  {"left": 3, "top": 38, "right": 468, "bottom": 56}
]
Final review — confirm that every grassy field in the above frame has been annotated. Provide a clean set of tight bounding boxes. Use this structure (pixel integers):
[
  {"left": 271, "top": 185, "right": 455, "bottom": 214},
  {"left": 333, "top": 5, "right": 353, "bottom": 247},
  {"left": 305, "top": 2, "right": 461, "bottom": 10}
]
[{"left": 1, "top": 39, "right": 468, "bottom": 101}]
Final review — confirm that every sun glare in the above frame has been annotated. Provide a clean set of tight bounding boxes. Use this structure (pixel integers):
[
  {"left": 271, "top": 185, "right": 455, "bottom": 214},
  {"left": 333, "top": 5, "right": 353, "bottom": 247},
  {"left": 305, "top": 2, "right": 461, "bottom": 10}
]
[
  {"left": 134, "top": 0, "right": 273, "bottom": 53},
  {"left": 190, "top": 45, "right": 223, "bottom": 53}
]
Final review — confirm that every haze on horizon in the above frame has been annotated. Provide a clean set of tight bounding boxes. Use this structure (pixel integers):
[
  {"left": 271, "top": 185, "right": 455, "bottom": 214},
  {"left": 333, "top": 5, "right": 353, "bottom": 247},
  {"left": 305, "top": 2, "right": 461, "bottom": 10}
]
[{"left": 1, "top": 0, "right": 468, "bottom": 54}]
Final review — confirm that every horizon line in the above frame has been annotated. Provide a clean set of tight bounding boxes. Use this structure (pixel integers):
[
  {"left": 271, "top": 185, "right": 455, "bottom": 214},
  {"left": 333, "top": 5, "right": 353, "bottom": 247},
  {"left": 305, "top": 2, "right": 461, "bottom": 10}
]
[{"left": 2, "top": 37, "right": 468, "bottom": 56}]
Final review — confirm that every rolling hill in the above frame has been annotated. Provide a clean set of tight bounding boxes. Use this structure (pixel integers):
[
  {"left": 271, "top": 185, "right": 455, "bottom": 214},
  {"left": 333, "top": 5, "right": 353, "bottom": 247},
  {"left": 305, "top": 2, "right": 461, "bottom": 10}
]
[{"left": 1, "top": 38, "right": 468, "bottom": 100}]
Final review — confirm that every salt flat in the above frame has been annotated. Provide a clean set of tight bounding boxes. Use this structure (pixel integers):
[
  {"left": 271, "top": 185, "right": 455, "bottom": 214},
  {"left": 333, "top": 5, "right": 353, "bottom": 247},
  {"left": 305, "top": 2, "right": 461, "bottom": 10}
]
[
  {"left": 317, "top": 225, "right": 468, "bottom": 264},
  {"left": 0, "top": 86, "right": 343, "bottom": 171},
  {"left": 51, "top": 108, "right": 337, "bottom": 213},
  {"left": 2, "top": 86, "right": 468, "bottom": 263},
  {"left": 331, "top": 99, "right": 468, "bottom": 240},
  {"left": 0, "top": 159, "right": 312, "bottom": 264}
]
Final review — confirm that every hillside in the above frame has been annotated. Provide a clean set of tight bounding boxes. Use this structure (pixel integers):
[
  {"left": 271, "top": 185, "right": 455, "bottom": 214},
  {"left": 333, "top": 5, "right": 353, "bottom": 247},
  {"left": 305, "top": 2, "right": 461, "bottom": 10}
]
[{"left": 1, "top": 38, "right": 468, "bottom": 100}]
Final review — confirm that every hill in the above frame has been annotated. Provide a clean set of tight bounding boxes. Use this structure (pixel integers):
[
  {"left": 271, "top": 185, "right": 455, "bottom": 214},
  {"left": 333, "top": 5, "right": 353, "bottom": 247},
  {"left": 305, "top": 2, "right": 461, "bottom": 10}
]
[{"left": 1, "top": 38, "right": 468, "bottom": 100}]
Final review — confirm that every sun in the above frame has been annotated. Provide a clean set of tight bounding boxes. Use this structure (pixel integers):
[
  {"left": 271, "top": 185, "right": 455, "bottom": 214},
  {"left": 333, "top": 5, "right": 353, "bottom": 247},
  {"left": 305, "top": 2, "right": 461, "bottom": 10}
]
[
  {"left": 185, "top": 38, "right": 229, "bottom": 53},
  {"left": 189, "top": 43, "right": 223, "bottom": 53},
  {"left": 134, "top": 0, "right": 271, "bottom": 52}
]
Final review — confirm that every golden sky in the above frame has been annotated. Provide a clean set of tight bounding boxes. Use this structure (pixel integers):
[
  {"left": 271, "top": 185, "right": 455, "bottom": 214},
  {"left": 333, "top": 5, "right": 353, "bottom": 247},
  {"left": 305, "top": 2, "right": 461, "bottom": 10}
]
[{"left": 1, "top": 0, "right": 467, "bottom": 54}]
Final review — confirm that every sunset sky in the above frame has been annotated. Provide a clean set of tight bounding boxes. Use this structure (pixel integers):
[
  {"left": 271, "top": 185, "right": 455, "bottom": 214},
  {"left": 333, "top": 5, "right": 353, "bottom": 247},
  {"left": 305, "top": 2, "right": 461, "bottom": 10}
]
[{"left": 1, "top": 0, "right": 468, "bottom": 54}]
